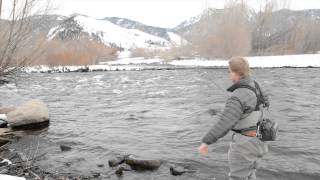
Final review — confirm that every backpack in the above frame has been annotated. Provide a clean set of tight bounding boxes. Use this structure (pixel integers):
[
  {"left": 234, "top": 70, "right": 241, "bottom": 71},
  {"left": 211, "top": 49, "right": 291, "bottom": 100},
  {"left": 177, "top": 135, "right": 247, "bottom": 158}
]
[{"left": 238, "top": 81, "right": 279, "bottom": 141}]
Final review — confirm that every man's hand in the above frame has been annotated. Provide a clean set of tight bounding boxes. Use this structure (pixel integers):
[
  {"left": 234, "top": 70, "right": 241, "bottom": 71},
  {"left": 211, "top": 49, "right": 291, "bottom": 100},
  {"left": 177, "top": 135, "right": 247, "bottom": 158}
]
[{"left": 198, "top": 143, "right": 209, "bottom": 155}]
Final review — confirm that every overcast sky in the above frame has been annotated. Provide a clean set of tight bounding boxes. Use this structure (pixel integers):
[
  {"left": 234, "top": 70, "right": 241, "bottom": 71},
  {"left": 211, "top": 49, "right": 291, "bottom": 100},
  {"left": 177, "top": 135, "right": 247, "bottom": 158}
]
[{"left": 3, "top": 0, "right": 320, "bottom": 28}]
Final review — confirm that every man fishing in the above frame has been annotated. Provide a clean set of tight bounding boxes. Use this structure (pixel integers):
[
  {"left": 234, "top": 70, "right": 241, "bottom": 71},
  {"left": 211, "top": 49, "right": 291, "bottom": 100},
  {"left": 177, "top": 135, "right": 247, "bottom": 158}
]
[{"left": 198, "top": 57, "right": 270, "bottom": 180}]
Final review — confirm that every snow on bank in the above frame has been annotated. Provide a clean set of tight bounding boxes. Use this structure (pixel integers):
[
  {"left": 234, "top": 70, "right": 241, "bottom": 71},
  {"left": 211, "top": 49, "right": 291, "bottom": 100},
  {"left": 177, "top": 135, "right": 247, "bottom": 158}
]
[
  {"left": 102, "top": 57, "right": 163, "bottom": 65},
  {"left": 170, "top": 54, "right": 320, "bottom": 68},
  {"left": 105, "top": 54, "right": 320, "bottom": 68},
  {"left": 23, "top": 54, "right": 320, "bottom": 73},
  {"left": 23, "top": 65, "right": 145, "bottom": 73},
  {"left": 247, "top": 54, "right": 320, "bottom": 68},
  {"left": 169, "top": 59, "right": 227, "bottom": 67}
]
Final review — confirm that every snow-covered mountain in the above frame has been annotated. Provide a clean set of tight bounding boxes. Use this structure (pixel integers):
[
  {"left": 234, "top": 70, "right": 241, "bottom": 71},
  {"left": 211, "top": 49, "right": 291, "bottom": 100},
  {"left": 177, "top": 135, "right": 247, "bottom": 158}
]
[
  {"left": 173, "top": 8, "right": 224, "bottom": 38},
  {"left": 103, "top": 17, "right": 171, "bottom": 41},
  {"left": 48, "top": 14, "right": 184, "bottom": 50},
  {"left": 174, "top": 8, "right": 220, "bottom": 32}
]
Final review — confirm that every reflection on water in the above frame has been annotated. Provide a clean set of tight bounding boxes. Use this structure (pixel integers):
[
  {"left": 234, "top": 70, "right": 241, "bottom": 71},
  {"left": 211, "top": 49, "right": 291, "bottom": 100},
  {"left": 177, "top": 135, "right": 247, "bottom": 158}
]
[{"left": 1, "top": 68, "right": 320, "bottom": 179}]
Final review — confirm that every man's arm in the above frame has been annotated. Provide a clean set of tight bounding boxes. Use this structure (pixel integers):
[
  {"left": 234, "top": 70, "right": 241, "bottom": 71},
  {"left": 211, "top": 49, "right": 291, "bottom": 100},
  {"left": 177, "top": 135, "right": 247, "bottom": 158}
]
[{"left": 202, "top": 96, "right": 243, "bottom": 145}]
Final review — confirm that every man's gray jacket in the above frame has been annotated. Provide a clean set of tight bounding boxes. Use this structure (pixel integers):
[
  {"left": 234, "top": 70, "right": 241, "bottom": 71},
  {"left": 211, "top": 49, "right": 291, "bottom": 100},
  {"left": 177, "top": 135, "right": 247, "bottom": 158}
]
[{"left": 202, "top": 77, "right": 269, "bottom": 145}]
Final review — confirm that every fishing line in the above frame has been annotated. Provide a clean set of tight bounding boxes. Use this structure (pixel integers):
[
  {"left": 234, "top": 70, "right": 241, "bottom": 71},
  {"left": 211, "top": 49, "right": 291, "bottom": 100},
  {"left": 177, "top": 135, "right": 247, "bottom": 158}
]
[{"left": 200, "top": 71, "right": 230, "bottom": 98}]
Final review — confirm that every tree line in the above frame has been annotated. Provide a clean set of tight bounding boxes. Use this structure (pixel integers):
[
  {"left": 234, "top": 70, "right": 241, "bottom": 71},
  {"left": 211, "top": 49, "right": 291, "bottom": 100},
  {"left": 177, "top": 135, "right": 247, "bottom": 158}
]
[
  {"left": 184, "top": 0, "right": 320, "bottom": 59},
  {"left": 132, "top": 0, "right": 320, "bottom": 59}
]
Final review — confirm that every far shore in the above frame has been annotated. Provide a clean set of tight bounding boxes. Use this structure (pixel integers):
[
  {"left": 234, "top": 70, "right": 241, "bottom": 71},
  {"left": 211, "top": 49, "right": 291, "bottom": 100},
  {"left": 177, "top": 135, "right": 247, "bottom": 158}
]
[{"left": 23, "top": 54, "right": 320, "bottom": 73}]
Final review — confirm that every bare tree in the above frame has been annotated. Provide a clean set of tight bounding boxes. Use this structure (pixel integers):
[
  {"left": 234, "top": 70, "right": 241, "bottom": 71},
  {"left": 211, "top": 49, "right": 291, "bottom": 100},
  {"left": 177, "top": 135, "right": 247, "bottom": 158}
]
[
  {"left": 0, "top": 0, "right": 50, "bottom": 84},
  {"left": 252, "top": 0, "right": 292, "bottom": 55},
  {"left": 216, "top": 1, "right": 252, "bottom": 58},
  {"left": 252, "top": 1, "right": 275, "bottom": 55},
  {"left": 289, "top": 18, "right": 320, "bottom": 54},
  {"left": 0, "top": 0, "right": 2, "bottom": 18},
  {"left": 191, "top": 0, "right": 252, "bottom": 59}
]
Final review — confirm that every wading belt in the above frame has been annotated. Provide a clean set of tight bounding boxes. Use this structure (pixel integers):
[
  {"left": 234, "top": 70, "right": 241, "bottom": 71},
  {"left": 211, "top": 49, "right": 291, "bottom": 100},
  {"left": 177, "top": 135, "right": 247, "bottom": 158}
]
[{"left": 232, "top": 126, "right": 257, "bottom": 137}]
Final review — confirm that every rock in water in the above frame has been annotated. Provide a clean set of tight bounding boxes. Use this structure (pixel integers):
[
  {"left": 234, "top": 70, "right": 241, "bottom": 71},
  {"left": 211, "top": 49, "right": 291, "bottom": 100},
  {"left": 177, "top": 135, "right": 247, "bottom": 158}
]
[
  {"left": 170, "top": 166, "right": 186, "bottom": 176},
  {"left": 7, "top": 100, "right": 49, "bottom": 128},
  {"left": 169, "top": 165, "right": 196, "bottom": 176},
  {"left": 115, "top": 167, "right": 124, "bottom": 177},
  {"left": 125, "top": 157, "right": 161, "bottom": 171},
  {"left": 108, "top": 155, "right": 129, "bottom": 167},
  {"left": 0, "top": 119, "right": 8, "bottom": 128},
  {"left": 0, "top": 107, "right": 15, "bottom": 114},
  {"left": 115, "top": 166, "right": 131, "bottom": 177},
  {"left": 0, "top": 114, "right": 8, "bottom": 128},
  {"left": 207, "top": 109, "right": 218, "bottom": 116},
  {"left": 60, "top": 145, "right": 72, "bottom": 152}
]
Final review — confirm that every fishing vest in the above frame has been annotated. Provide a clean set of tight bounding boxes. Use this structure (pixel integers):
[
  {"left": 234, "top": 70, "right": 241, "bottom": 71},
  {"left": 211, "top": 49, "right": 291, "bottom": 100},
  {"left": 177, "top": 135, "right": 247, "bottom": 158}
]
[
  {"left": 231, "top": 81, "right": 267, "bottom": 132},
  {"left": 230, "top": 81, "right": 278, "bottom": 141}
]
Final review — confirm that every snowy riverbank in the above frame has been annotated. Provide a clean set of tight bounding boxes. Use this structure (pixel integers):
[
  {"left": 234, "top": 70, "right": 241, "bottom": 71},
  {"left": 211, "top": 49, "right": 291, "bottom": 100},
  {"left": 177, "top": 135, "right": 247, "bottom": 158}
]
[{"left": 24, "top": 54, "right": 320, "bottom": 73}]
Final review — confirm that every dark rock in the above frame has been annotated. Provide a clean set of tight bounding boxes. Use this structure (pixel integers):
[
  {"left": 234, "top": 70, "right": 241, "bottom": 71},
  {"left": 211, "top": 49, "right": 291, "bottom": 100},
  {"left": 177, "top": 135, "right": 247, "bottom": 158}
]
[
  {"left": 108, "top": 155, "right": 129, "bottom": 167},
  {"left": 115, "top": 167, "right": 124, "bottom": 177},
  {"left": 0, "top": 161, "right": 9, "bottom": 167},
  {"left": 65, "top": 162, "right": 71, "bottom": 167},
  {"left": 97, "top": 164, "right": 104, "bottom": 168},
  {"left": 92, "top": 172, "right": 100, "bottom": 178},
  {"left": 10, "top": 121, "right": 49, "bottom": 131},
  {"left": 108, "top": 158, "right": 125, "bottom": 167},
  {"left": 170, "top": 166, "right": 186, "bottom": 176},
  {"left": 125, "top": 117, "right": 139, "bottom": 121},
  {"left": 115, "top": 166, "right": 131, "bottom": 177},
  {"left": 77, "top": 67, "right": 89, "bottom": 72},
  {"left": 60, "top": 145, "right": 72, "bottom": 152},
  {"left": 169, "top": 165, "right": 196, "bottom": 176},
  {"left": 207, "top": 109, "right": 218, "bottom": 116},
  {"left": 0, "top": 79, "right": 10, "bottom": 85},
  {"left": 0, "top": 120, "right": 8, "bottom": 128},
  {"left": 125, "top": 157, "right": 162, "bottom": 171},
  {"left": 0, "top": 137, "right": 11, "bottom": 146}
]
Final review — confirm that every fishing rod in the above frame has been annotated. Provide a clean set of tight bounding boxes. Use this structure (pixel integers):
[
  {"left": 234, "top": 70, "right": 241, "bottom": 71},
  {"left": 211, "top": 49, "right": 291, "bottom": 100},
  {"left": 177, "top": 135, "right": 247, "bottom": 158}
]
[
  {"left": 200, "top": 71, "right": 230, "bottom": 98},
  {"left": 180, "top": 72, "right": 230, "bottom": 121}
]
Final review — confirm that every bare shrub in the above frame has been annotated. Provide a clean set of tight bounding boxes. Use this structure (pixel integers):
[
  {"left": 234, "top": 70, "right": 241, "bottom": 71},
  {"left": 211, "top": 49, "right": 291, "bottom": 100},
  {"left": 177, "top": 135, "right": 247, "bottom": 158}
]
[
  {"left": 39, "top": 38, "right": 117, "bottom": 66},
  {"left": 289, "top": 18, "right": 320, "bottom": 54},
  {"left": 190, "top": 1, "right": 252, "bottom": 59},
  {"left": 0, "top": 0, "right": 51, "bottom": 83}
]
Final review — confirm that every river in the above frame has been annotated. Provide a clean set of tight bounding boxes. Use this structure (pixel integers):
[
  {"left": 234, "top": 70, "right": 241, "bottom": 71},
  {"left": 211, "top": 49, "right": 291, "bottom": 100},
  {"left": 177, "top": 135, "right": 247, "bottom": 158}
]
[{"left": 1, "top": 68, "right": 319, "bottom": 180}]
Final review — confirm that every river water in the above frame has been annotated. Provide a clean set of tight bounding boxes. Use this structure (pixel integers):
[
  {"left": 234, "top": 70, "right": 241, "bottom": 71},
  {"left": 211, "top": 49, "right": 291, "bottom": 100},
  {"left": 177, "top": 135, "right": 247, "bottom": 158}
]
[{"left": 1, "top": 68, "right": 319, "bottom": 180}]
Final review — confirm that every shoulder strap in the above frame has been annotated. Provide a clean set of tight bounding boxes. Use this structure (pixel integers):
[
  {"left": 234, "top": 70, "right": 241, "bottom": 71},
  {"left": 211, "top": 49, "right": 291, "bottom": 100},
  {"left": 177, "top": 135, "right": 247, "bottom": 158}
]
[
  {"left": 236, "top": 81, "right": 265, "bottom": 111},
  {"left": 253, "top": 81, "right": 268, "bottom": 108}
]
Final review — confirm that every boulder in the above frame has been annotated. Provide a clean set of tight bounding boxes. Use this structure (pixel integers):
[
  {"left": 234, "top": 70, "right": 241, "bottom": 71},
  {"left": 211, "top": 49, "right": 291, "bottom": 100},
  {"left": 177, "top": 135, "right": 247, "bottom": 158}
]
[
  {"left": 60, "top": 145, "right": 72, "bottom": 152},
  {"left": 125, "top": 157, "right": 162, "bottom": 171},
  {"left": 0, "top": 107, "right": 16, "bottom": 114},
  {"left": 6, "top": 100, "right": 49, "bottom": 128},
  {"left": 0, "top": 119, "right": 8, "bottom": 128},
  {"left": 108, "top": 155, "right": 130, "bottom": 167},
  {"left": 170, "top": 166, "right": 186, "bottom": 176},
  {"left": 169, "top": 165, "right": 196, "bottom": 176},
  {"left": 115, "top": 166, "right": 131, "bottom": 177}
]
